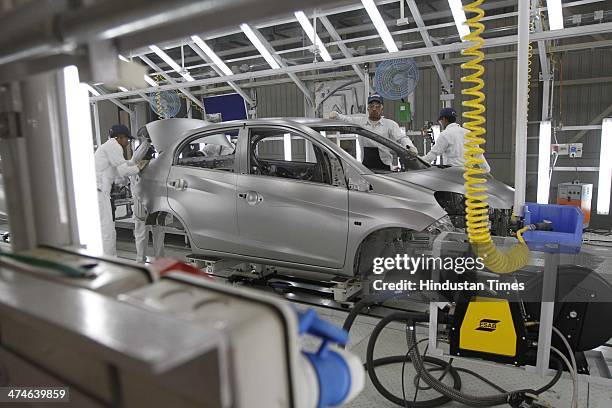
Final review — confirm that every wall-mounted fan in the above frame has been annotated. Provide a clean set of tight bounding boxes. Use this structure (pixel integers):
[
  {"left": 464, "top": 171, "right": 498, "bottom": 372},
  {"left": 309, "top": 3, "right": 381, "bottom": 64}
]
[
  {"left": 150, "top": 91, "right": 182, "bottom": 118},
  {"left": 373, "top": 58, "right": 419, "bottom": 100}
]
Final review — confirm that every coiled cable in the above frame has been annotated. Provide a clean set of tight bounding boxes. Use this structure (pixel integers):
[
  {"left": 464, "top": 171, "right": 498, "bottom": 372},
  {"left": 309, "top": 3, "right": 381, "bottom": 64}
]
[{"left": 461, "top": 0, "right": 531, "bottom": 273}]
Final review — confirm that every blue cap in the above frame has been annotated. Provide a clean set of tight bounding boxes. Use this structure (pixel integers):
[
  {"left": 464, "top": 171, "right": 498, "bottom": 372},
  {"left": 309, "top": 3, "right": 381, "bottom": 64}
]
[
  {"left": 109, "top": 124, "right": 133, "bottom": 139},
  {"left": 438, "top": 107, "right": 457, "bottom": 120},
  {"left": 367, "top": 94, "right": 383, "bottom": 105}
]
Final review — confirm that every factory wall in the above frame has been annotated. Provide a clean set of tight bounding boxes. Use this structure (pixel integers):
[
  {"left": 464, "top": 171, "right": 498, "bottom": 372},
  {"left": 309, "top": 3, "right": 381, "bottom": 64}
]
[{"left": 255, "top": 83, "right": 306, "bottom": 118}]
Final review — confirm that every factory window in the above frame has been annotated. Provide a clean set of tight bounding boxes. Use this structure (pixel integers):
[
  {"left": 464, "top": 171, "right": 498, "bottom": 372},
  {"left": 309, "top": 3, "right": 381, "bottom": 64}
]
[
  {"left": 175, "top": 131, "right": 237, "bottom": 172},
  {"left": 249, "top": 128, "right": 333, "bottom": 185}
]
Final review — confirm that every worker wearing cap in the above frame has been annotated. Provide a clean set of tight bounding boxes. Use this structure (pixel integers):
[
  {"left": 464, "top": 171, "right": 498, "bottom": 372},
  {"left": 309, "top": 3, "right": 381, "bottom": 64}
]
[
  {"left": 94, "top": 124, "right": 146, "bottom": 256},
  {"left": 329, "top": 94, "right": 418, "bottom": 170},
  {"left": 420, "top": 107, "right": 491, "bottom": 173}
]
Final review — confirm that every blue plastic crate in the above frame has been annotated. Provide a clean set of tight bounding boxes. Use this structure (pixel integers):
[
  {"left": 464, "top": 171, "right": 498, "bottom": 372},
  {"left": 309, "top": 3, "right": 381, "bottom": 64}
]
[{"left": 522, "top": 203, "right": 584, "bottom": 253}]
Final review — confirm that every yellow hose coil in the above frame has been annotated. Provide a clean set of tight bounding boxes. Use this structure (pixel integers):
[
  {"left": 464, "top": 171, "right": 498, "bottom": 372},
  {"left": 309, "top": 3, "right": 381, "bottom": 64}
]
[
  {"left": 461, "top": 0, "right": 531, "bottom": 273},
  {"left": 155, "top": 74, "right": 164, "bottom": 120}
]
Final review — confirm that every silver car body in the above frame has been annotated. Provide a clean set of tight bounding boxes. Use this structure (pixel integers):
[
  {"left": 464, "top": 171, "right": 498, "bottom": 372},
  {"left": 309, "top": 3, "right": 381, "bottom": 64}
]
[{"left": 138, "top": 118, "right": 514, "bottom": 277}]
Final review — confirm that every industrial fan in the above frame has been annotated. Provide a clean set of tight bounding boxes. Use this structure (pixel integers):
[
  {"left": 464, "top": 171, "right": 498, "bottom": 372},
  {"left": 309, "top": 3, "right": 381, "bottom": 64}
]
[
  {"left": 373, "top": 58, "right": 419, "bottom": 100},
  {"left": 150, "top": 90, "right": 182, "bottom": 119}
]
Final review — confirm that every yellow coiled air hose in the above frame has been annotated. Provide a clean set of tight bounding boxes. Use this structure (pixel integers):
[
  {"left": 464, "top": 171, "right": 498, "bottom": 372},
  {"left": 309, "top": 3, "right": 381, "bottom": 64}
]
[{"left": 461, "top": 0, "right": 531, "bottom": 273}]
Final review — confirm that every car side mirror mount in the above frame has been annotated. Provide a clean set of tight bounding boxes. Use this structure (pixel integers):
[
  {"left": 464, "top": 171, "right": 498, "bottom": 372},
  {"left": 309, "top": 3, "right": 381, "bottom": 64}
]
[{"left": 347, "top": 174, "right": 373, "bottom": 192}]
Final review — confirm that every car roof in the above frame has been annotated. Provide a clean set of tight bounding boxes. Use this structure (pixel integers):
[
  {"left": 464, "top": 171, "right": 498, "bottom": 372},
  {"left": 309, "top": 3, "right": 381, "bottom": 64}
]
[{"left": 263, "top": 117, "right": 354, "bottom": 127}]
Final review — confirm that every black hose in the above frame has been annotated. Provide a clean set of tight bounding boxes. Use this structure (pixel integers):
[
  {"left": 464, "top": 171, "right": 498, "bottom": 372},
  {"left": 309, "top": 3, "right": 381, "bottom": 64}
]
[
  {"left": 532, "top": 355, "right": 564, "bottom": 394},
  {"left": 342, "top": 300, "right": 565, "bottom": 407},
  {"left": 366, "top": 312, "right": 462, "bottom": 408}
]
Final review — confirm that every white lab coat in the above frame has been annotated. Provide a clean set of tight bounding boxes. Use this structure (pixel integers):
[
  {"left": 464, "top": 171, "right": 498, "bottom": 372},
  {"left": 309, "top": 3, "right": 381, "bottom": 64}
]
[
  {"left": 94, "top": 138, "right": 140, "bottom": 256},
  {"left": 336, "top": 114, "right": 417, "bottom": 166},
  {"left": 128, "top": 140, "right": 166, "bottom": 263},
  {"left": 420, "top": 123, "right": 491, "bottom": 173}
]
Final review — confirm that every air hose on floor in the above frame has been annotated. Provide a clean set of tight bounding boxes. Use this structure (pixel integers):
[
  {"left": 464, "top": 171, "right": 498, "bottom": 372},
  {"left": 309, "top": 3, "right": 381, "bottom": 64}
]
[{"left": 461, "top": 0, "right": 531, "bottom": 273}]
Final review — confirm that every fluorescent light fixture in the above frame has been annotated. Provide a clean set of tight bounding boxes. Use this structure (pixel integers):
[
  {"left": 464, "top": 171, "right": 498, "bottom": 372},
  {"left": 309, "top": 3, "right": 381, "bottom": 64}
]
[
  {"left": 448, "top": 0, "right": 470, "bottom": 40},
  {"left": 85, "top": 84, "right": 100, "bottom": 96},
  {"left": 62, "top": 66, "right": 103, "bottom": 253},
  {"left": 191, "top": 35, "right": 233, "bottom": 76},
  {"left": 536, "top": 121, "right": 552, "bottom": 204},
  {"left": 240, "top": 23, "right": 281, "bottom": 69},
  {"left": 432, "top": 124, "right": 441, "bottom": 165},
  {"left": 597, "top": 118, "right": 612, "bottom": 215},
  {"left": 284, "top": 133, "right": 292, "bottom": 161},
  {"left": 149, "top": 45, "right": 194, "bottom": 81},
  {"left": 143, "top": 75, "right": 157, "bottom": 87},
  {"left": 546, "top": 0, "right": 564, "bottom": 30},
  {"left": 118, "top": 54, "right": 129, "bottom": 62},
  {"left": 118, "top": 86, "right": 128, "bottom": 92},
  {"left": 294, "top": 11, "right": 332, "bottom": 62},
  {"left": 361, "top": 0, "right": 398, "bottom": 52}
]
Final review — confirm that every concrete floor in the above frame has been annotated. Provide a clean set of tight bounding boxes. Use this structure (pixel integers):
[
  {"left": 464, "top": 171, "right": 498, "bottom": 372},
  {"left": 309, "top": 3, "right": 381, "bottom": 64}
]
[{"left": 1, "top": 220, "right": 611, "bottom": 406}]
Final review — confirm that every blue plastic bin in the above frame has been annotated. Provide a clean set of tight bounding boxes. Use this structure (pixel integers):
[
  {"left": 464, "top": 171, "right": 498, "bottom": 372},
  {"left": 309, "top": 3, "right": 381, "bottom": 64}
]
[{"left": 522, "top": 203, "right": 584, "bottom": 253}]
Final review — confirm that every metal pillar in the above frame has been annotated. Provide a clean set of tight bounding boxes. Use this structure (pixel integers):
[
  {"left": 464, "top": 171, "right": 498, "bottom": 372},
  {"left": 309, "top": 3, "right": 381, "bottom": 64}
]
[
  {"left": 513, "top": 0, "right": 530, "bottom": 216},
  {"left": 534, "top": 252, "right": 559, "bottom": 376}
]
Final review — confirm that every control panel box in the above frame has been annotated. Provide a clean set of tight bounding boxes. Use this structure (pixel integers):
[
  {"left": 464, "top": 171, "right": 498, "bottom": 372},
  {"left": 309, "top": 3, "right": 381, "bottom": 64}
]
[{"left": 556, "top": 182, "right": 592, "bottom": 227}]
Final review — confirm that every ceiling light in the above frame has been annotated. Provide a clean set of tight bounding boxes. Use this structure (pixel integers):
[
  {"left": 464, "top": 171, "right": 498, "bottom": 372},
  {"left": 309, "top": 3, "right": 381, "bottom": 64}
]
[
  {"left": 536, "top": 121, "right": 552, "bottom": 204},
  {"left": 240, "top": 23, "right": 281, "bottom": 69},
  {"left": 546, "top": 0, "right": 564, "bottom": 30},
  {"left": 447, "top": 0, "right": 470, "bottom": 40},
  {"left": 191, "top": 35, "right": 234, "bottom": 76},
  {"left": 149, "top": 45, "right": 194, "bottom": 81},
  {"left": 597, "top": 118, "right": 612, "bottom": 215},
  {"left": 118, "top": 86, "right": 128, "bottom": 92},
  {"left": 361, "top": 0, "right": 398, "bottom": 52},
  {"left": 143, "top": 75, "right": 157, "bottom": 87},
  {"left": 294, "top": 11, "right": 332, "bottom": 62}
]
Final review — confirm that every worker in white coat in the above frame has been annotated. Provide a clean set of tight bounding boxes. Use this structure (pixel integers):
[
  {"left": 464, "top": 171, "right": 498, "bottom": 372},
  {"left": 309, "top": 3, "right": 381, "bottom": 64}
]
[
  {"left": 420, "top": 107, "right": 491, "bottom": 173},
  {"left": 329, "top": 94, "right": 418, "bottom": 171},
  {"left": 94, "top": 125, "right": 145, "bottom": 256},
  {"left": 127, "top": 139, "right": 166, "bottom": 263}
]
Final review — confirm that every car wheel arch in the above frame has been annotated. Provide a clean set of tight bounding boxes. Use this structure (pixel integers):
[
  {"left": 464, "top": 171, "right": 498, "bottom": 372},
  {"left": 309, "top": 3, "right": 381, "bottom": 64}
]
[{"left": 350, "top": 226, "right": 418, "bottom": 277}]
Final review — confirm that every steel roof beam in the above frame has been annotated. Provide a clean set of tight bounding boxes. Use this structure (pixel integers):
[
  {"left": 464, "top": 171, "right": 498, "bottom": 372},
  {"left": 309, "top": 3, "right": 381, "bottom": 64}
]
[
  {"left": 243, "top": 25, "right": 314, "bottom": 107},
  {"left": 318, "top": 15, "right": 365, "bottom": 82},
  {"left": 89, "top": 21, "right": 612, "bottom": 102},
  {"left": 187, "top": 43, "right": 255, "bottom": 106},
  {"left": 405, "top": 0, "right": 451, "bottom": 90}
]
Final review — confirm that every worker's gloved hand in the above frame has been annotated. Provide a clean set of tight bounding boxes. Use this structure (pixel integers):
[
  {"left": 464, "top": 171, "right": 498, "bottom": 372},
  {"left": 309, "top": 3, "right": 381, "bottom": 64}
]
[
  {"left": 329, "top": 111, "right": 339, "bottom": 119},
  {"left": 389, "top": 164, "right": 401, "bottom": 172},
  {"left": 406, "top": 146, "right": 418, "bottom": 156},
  {"left": 137, "top": 160, "right": 149, "bottom": 171}
]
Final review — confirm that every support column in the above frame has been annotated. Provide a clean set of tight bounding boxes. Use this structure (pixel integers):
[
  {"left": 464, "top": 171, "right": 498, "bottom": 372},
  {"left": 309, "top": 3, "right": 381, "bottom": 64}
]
[{"left": 513, "top": 0, "right": 530, "bottom": 216}]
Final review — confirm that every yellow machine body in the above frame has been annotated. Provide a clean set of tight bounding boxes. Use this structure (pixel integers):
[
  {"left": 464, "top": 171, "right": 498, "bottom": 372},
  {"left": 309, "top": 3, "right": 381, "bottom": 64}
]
[
  {"left": 459, "top": 297, "right": 517, "bottom": 357},
  {"left": 451, "top": 296, "right": 528, "bottom": 365}
]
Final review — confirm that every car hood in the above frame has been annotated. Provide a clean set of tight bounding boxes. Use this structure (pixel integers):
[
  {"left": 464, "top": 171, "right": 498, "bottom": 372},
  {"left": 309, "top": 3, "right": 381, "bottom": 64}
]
[
  {"left": 384, "top": 166, "right": 515, "bottom": 209},
  {"left": 144, "top": 118, "right": 209, "bottom": 153}
]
